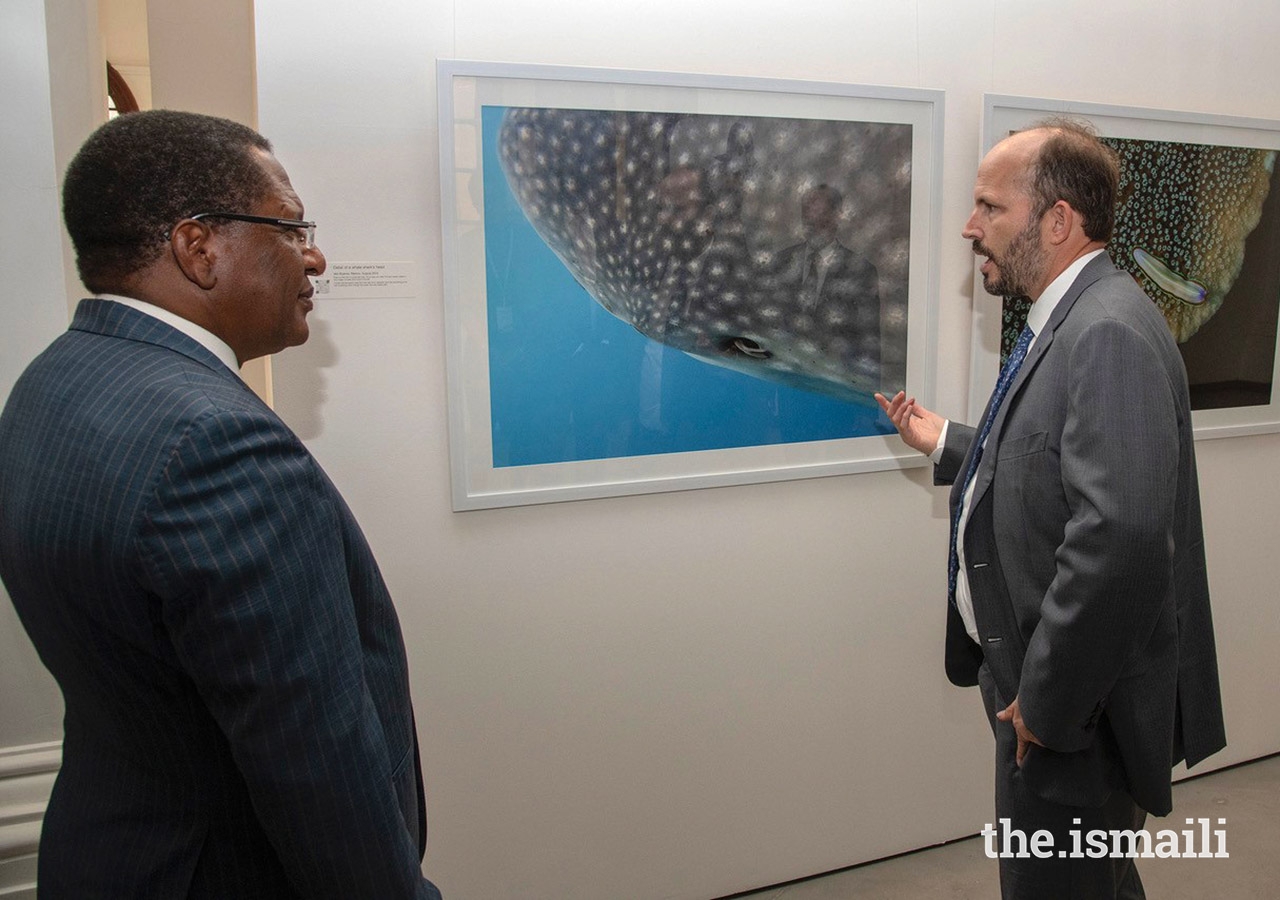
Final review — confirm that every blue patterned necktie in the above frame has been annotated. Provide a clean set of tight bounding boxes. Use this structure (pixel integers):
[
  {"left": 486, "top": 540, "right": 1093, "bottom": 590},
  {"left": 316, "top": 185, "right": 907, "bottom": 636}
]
[{"left": 947, "top": 324, "right": 1035, "bottom": 606}]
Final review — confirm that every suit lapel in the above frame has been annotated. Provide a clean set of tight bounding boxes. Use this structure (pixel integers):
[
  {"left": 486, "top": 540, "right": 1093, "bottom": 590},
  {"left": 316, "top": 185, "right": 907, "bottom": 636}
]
[{"left": 968, "top": 254, "right": 1117, "bottom": 507}]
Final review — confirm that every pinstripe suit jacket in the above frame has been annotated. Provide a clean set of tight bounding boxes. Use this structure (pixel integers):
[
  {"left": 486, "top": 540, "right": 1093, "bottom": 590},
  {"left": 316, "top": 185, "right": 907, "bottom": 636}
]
[
  {"left": 0, "top": 300, "right": 438, "bottom": 898},
  {"left": 936, "top": 254, "right": 1225, "bottom": 817}
]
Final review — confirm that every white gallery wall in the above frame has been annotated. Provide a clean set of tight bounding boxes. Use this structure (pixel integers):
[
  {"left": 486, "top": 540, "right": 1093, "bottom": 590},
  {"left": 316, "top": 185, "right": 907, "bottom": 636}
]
[
  {"left": 0, "top": 2, "right": 89, "bottom": 892},
  {"left": 1, "top": 0, "right": 76, "bottom": 730},
  {"left": 254, "top": 2, "right": 1280, "bottom": 897},
  {"left": 2, "top": 1, "right": 1279, "bottom": 899}
]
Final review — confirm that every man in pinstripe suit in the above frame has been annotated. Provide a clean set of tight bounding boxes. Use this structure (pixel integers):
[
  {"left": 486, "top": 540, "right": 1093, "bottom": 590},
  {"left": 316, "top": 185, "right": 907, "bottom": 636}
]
[{"left": 0, "top": 111, "right": 441, "bottom": 899}]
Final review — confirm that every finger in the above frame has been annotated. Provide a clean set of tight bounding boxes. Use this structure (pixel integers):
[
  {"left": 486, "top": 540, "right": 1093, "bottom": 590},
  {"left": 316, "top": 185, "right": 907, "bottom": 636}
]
[
  {"left": 893, "top": 399, "right": 915, "bottom": 429},
  {"left": 881, "top": 391, "right": 906, "bottom": 416}
]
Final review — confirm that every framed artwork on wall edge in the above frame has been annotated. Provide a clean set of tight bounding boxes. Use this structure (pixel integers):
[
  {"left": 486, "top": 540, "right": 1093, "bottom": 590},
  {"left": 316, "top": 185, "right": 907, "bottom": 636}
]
[{"left": 438, "top": 59, "right": 944, "bottom": 509}]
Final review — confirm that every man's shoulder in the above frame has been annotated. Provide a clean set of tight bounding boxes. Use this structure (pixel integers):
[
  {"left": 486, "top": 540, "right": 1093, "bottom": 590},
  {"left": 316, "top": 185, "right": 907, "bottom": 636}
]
[
  {"left": 1074, "top": 265, "right": 1170, "bottom": 331},
  {"left": 10, "top": 325, "right": 269, "bottom": 448},
  {"left": 1054, "top": 270, "right": 1183, "bottom": 376}
]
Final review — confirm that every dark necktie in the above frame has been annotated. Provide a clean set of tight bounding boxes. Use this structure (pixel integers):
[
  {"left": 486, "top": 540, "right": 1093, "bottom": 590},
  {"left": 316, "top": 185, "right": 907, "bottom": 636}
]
[{"left": 947, "top": 324, "right": 1035, "bottom": 607}]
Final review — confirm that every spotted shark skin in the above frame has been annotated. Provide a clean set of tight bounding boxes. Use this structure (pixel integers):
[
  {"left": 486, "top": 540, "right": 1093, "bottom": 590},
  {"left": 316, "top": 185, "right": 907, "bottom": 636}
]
[
  {"left": 496, "top": 107, "right": 914, "bottom": 404},
  {"left": 1108, "top": 137, "right": 1275, "bottom": 343}
]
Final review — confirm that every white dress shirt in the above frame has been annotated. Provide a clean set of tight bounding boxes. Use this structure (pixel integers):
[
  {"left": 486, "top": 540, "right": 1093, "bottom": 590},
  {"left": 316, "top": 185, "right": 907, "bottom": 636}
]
[{"left": 934, "top": 249, "right": 1106, "bottom": 642}]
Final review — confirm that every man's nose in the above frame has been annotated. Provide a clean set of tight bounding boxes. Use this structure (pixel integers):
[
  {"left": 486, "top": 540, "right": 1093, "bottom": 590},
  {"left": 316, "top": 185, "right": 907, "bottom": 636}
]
[{"left": 305, "top": 244, "right": 327, "bottom": 276}]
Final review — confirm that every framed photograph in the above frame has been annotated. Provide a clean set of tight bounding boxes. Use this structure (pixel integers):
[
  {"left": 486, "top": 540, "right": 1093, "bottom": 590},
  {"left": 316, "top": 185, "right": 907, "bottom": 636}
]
[
  {"left": 972, "top": 95, "right": 1280, "bottom": 439},
  {"left": 438, "top": 60, "right": 943, "bottom": 509}
]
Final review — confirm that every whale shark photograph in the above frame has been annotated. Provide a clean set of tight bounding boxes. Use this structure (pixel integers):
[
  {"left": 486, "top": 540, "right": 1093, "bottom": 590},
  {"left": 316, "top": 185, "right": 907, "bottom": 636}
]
[{"left": 481, "top": 105, "right": 916, "bottom": 468}]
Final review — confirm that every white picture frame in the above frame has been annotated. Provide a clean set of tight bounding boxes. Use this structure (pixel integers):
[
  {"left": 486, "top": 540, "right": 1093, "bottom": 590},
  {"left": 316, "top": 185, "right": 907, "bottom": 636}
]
[{"left": 439, "top": 60, "right": 944, "bottom": 509}]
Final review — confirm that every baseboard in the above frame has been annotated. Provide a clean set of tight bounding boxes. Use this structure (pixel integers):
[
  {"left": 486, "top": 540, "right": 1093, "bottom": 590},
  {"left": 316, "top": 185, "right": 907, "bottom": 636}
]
[{"left": 0, "top": 742, "right": 60, "bottom": 898}]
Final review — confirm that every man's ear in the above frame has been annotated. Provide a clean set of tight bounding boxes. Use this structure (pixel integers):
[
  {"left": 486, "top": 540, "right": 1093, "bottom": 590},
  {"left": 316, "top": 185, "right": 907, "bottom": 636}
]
[
  {"left": 169, "top": 219, "right": 218, "bottom": 290},
  {"left": 1045, "top": 201, "right": 1074, "bottom": 246}
]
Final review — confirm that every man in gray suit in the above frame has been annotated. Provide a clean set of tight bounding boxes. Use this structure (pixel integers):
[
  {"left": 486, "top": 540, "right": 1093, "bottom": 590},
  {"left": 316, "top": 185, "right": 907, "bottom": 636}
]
[
  {"left": 876, "top": 121, "right": 1225, "bottom": 898},
  {"left": 0, "top": 111, "right": 441, "bottom": 898}
]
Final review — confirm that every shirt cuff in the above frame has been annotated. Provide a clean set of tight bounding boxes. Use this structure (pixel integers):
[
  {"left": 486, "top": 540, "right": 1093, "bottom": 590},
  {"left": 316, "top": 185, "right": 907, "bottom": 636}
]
[{"left": 928, "top": 420, "right": 950, "bottom": 463}]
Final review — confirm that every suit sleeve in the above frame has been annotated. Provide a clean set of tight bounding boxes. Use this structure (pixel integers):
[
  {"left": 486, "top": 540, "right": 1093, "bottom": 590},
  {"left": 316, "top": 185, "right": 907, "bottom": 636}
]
[
  {"left": 135, "top": 406, "right": 433, "bottom": 899},
  {"left": 934, "top": 422, "right": 974, "bottom": 486},
  {"left": 1018, "top": 316, "right": 1180, "bottom": 752}
]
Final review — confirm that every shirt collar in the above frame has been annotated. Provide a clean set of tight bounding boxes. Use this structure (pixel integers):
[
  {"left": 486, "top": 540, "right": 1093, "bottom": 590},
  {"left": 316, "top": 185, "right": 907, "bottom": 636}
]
[
  {"left": 1025, "top": 248, "right": 1107, "bottom": 337},
  {"left": 98, "top": 294, "right": 243, "bottom": 380}
]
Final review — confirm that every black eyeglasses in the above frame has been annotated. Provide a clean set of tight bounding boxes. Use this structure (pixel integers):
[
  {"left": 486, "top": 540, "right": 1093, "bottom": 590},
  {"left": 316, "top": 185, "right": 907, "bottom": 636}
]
[{"left": 169, "top": 212, "right": 317, "bottom": 249}]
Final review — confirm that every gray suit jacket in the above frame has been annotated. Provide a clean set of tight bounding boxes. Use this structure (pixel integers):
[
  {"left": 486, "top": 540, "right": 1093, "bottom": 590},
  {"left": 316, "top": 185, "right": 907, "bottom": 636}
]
[
  {"left": 0, "top": 300, "right": 439, "bottom": 898},
  {"left": 937, "top": 254, "right": 1225, "bottom": 816}
]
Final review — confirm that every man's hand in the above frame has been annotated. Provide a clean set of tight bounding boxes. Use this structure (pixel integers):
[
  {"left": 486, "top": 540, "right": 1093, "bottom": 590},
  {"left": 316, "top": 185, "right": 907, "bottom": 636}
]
[
  {"left": 996, "top": 696, "right": 1046, "bottom": 766},
  {"left": 874, "top": 391, "right": 945, "bottom": 456}
]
